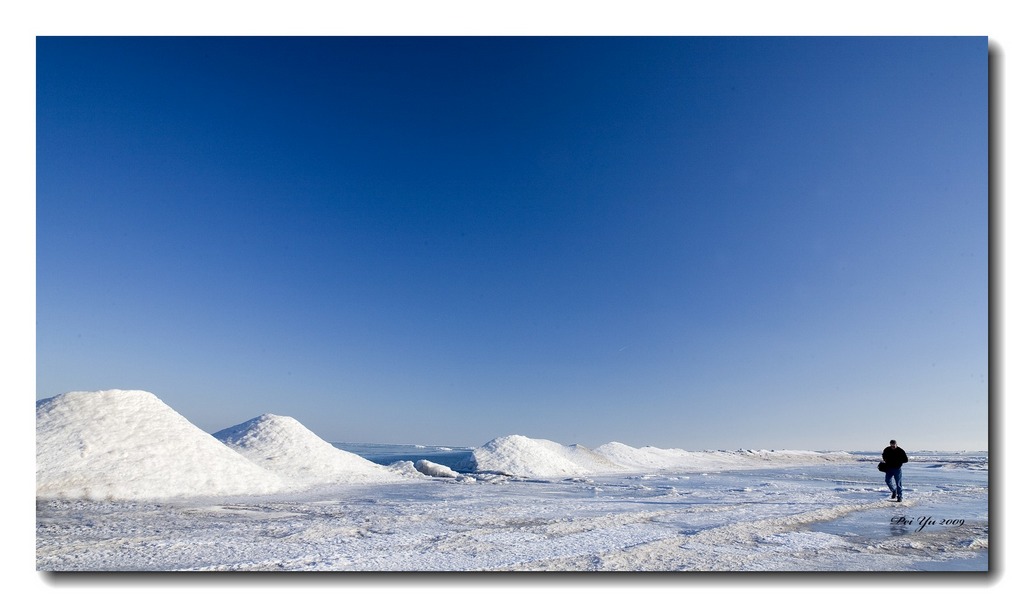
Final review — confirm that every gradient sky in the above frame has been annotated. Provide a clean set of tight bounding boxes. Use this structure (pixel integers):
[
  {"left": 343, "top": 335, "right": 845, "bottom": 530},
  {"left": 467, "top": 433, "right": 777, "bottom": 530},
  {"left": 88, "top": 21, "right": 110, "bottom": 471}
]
[{"left": 36, "top": 36, "right": 989, "bottom": 451}]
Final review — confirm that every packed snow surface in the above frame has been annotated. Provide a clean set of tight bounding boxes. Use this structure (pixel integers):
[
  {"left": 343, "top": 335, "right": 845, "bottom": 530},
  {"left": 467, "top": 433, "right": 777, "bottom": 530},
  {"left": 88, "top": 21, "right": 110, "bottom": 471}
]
[{"left": 37, "top": 456, "right": 989, "bottom": 571}]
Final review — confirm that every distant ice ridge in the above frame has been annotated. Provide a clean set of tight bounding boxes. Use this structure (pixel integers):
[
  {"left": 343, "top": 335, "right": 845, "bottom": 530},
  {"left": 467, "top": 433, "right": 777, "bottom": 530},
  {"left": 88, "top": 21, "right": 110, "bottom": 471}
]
[
  {"left": 470, "top": 436, "right": 858, "bottom": 478},
  {"left": 36, "top": 389, "right": 861, "bottom": 501}
]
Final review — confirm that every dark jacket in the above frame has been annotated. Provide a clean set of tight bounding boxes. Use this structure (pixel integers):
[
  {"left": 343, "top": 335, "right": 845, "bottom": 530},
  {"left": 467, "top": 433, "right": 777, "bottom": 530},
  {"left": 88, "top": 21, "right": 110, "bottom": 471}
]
[{"left": 882, "top": 446, "right": 909, "bottom": 469}]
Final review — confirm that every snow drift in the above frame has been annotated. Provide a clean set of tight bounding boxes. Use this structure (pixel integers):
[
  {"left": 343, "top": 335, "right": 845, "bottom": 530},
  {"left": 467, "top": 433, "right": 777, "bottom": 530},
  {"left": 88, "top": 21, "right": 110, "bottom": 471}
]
[
  {"left": 214, "top": 414, "right": 405, "bottom": 486},
  {"left": 36, "top": 390, "right": 287, "bottom": 500},
  {"left": 414, "top": 459, "right": 461, "bottom": 479}
]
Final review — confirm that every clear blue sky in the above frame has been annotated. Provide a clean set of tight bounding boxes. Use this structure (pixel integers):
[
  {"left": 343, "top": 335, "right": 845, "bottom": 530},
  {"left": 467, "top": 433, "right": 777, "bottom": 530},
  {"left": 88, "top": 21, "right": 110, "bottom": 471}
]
[{"left": 36, "top": 36, "right": 988, "bottom": 451}]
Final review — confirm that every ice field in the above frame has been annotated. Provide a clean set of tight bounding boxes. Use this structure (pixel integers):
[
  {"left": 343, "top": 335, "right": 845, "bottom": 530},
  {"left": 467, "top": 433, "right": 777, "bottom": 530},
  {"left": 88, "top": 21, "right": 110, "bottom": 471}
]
[{"left": 36, "top": 391, "right": 987, "bottom": 571}]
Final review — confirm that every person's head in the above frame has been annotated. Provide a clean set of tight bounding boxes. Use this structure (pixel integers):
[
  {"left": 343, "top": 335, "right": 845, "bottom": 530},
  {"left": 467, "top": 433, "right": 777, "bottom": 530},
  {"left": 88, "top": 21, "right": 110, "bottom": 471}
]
[{"left": 890, "top": 440, "right": 897, "bottom": 447}]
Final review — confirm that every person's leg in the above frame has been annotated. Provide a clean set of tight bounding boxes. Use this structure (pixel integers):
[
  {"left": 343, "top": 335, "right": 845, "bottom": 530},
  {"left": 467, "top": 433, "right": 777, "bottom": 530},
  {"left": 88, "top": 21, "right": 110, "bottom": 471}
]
[
  {"left": 885, "top": 470, "right": 896, "bottom": 497},
  {"left": 894, "top": 467, "right": 903, "bottom": 500}
]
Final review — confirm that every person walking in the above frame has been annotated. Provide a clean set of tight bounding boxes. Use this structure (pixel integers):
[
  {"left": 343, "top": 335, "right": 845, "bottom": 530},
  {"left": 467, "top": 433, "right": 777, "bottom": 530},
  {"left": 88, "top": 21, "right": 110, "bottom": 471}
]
[{"left": 882, "top": 439, "right": 909, "bottom": 501}]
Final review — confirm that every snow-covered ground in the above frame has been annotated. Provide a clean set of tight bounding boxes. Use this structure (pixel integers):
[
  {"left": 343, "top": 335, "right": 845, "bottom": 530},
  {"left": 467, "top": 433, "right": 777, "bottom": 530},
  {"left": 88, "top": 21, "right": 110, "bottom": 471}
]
[{"left": 35, "top": 390, "right": 988, "bottom": 571}]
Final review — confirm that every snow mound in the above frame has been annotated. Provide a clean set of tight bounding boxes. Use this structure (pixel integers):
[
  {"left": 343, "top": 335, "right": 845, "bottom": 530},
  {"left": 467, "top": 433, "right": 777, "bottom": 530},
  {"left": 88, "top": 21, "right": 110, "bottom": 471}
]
[
  {"left": 594, "top": 442, "right": 700, "bottom": 470},
  {"left": 214, "top": 414, "right": 405, "bottom": 486},
  {"left": 36, "top": 390, "right": 287, "bottom": 500},
  {"left": 560, "top": 443, "right": 627, "bottom": 473},
  {"left": 470, "top": 435, "right": 619, "bottom": 477},
  {"left": 387, "top": 460, "right": 422, "bottom": 477}
]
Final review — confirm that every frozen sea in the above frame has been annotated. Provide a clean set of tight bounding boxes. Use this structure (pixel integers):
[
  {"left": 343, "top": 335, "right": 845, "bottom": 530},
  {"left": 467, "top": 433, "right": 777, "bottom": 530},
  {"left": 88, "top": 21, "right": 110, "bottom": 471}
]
[{"left": 36, "top": 445, "right": 987, "bottom": 572}]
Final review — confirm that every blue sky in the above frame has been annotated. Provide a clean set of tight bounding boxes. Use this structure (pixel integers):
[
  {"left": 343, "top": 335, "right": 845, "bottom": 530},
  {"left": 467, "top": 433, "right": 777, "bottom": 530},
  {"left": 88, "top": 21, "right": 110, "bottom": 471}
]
[{"left": 36, "top": 37, "right": 988, "bottom": 450}]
